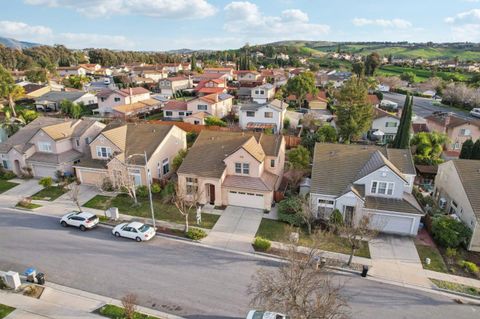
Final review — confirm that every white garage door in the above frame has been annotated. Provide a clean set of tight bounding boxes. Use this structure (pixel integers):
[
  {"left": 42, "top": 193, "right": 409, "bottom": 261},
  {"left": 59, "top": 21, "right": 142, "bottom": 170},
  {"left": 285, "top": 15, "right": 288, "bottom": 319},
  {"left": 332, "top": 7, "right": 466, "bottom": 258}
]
[
  {"left": 227, "top": 190, "right": 264, "bottom": 210},
  {"left": 371, "top": 213, "right": 416, "bottom": 236},
  {"left": 33, "top": 165, "right": 57, "bottom": 178}
]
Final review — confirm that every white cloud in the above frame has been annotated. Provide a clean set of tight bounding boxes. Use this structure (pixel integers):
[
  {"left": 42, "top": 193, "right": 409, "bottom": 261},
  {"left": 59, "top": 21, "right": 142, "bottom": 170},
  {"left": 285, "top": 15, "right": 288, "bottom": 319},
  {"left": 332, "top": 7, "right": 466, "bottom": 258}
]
[
  {"left": 352, "top": 18, "right": 412, "bottom": 28},
  {"left": 0, "top": 20, "right": 132, "bottom": 49},
  {"left": 445, "top": 9, "right": 480, "bottom": 23},
  {"left": 223, "top": 1, "right": 329, "bottom": 40},
  {"left": 24, "top": 0, "right": 216, "bottom": 19},
  {"left": 450, "top": 24, "right": 480, "bottom": 41}
]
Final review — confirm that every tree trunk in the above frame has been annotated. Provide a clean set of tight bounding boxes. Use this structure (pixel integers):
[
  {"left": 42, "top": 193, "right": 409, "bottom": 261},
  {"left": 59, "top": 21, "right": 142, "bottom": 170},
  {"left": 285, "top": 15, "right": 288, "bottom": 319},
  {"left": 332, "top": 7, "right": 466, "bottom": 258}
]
[
  {"left": 75, "top": 200, "right": 82, "bottom": 212},
  {"left": 348, "top": 246, "right": 356, "bottom": 266},
  {"left": 184, "top": 214, "right": 189, "bottom": 233},
  {"left": 8, "top": 95, "right": 17, "bottom": 118}
]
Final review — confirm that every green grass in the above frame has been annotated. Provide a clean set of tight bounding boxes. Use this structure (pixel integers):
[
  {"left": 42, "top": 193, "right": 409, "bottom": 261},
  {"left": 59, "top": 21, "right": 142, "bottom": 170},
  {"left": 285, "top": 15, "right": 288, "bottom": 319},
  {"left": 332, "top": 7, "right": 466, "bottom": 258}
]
[
  {"left": 256, "top": 218, "right": 370, "bottom": 258},
  {"left": 431, "top": 279, "right": 480, "bottom": 297},
  {"left": 16, "top": 202, "right": 42, "bottom": 210},
  {"left": 145, "top": 112, "right": 163, "bottom": 120},
  {"left": 377, "top": 65, "right": 471, "bottom": 83},
  {"left": 415, "top": 244, "right": 449, "bottom": 273},
  {"left": 97, "top": 304, "right": 161, "bottom": 319},
  {"left": 0, "top": 304, "right": 15, "bottom": 319},
  {"left": 0, "top": 180, "right": 19, "bottom": 193},
  {"left": 84, "top": 194, "right": 220, "bottom": 229},
  {"left": 31, "top": 186, "right": 68, "bottom": 201}
]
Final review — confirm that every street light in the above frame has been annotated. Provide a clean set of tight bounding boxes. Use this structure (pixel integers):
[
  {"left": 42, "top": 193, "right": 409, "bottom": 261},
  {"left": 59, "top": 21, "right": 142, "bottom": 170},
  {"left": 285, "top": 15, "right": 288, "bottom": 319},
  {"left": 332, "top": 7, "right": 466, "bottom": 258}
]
[{"left": 126, "top": 151, "right": 156, "bottom": 229}]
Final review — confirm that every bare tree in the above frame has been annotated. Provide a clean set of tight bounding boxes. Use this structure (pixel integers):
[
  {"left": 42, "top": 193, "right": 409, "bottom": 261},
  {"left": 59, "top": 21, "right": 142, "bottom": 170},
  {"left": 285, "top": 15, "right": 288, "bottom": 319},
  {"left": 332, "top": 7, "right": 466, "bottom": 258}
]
[
  {"left": 293, "top": 195, "right": 317, "bottom": 235},
  {"left": 248, "top": 238, "right": 349, "bottom": 319},
  {"left": 340, "top": 215, "right": 379, "bottom": 266},
  {"left": 111, "top": 167, "right": 138, "bottom": 205},
  {"left": 169, "top": 183, "right": 202, "bottom": 233},
  {"left": 121, "top": 293, "right": 138, "bottom": 319},
  {"left": 67, "top": 181, "right": 82, "bottom": 212}
]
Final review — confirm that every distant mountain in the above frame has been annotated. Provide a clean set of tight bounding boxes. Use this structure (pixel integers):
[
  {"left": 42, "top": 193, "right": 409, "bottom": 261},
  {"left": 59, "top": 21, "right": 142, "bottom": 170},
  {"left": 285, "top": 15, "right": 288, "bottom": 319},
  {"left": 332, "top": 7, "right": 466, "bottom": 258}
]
[
  {"left": 165, "top": 48, "right": 214, "bottom": 54},
  {"left": 0, "top": 36, "right": 42, "bottom": 50}
]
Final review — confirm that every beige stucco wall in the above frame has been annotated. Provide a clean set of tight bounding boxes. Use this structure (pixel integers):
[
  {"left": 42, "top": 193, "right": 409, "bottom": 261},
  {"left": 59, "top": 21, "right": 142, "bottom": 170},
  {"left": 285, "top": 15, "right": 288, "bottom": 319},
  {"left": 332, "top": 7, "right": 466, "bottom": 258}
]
[
  {"left": 89, "top": 134, "right": 122, "bottom": 160},
  {"left": 177, "top": 173, "right": 224, "bottom": 207},
  {"left": 73, "top": 122, "right": 106, "bottom": 153},
  {"left": 224, "top": 148, "right": 263, "bottom": 178},
  {"left": 434, "top": 160, "right": 479, "bottom": 251},
  {"left": 76, "top": 167, "right": 108, "bottom": 185},
  {"left": 448, "top": 124, "right": 480, "bottom": 151},
  {"left": 29, "top": 131, "right": 61, "bottom": 154}
]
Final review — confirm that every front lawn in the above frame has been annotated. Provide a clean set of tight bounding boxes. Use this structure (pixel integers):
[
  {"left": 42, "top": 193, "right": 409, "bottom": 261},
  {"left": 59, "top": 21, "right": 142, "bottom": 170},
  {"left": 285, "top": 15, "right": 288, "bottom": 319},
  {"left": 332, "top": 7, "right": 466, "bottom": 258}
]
[
  {"left": 84, "top": 194, "right": 219, "bottom": 229},
  {"left": 31, "top": 186, "right": 68, "bottom": 201},
  {"left": 431, "top": 279, "right": 480, "bottom": 297},
  {"left": 415, "top": 243, "right": 448, "bottom": 273},
  {"left": 96, "top": 304, "right": 160, "bottom": 319},
  {"left": 0, "top": 304, "right": 15, "bottom": 319},
  {"left": 256, "top": 218, "right": 370, "bottom": 258},
  {"left": 0, "top": 180, "right": 18, "bottom": 193},
  {"left": 16, "top": 202, "right": 42, "bottom": 210}
]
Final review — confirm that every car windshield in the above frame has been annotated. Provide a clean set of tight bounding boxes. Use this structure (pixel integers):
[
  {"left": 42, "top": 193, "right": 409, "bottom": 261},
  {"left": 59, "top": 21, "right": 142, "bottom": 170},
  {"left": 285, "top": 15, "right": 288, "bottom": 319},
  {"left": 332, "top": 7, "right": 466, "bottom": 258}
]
[
  {"left": 251, "top": 312, "right": 264, "bottom": 319},
  {"left": 138, "top": 224, "right": 151, "bottom": 233},
  {"left": 87, "top": 215, "right": 98, "bottom": 221}
]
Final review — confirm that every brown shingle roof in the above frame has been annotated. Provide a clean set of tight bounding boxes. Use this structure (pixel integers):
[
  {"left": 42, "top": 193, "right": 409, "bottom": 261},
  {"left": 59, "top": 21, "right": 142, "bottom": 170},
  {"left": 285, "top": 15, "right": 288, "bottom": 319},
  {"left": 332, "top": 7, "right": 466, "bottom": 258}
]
[
  {"left": 223, "top": 171, "right": 277, "bottom": 191},
  {"left": 119, "top": 87, "right": 151, "bottom": 95},
  {"left": 425, "top": 114, "right": 480, "bottom": 129},
  {"left": 365, "top": 196, "right": 423, "bottom": 215},
  {"left": 452, "top": 159, "right": 480, "bottom": 221},
  {"left": 373, "top": 107, "right": 399, "bottom": 120},
  {"left": 386, "top": 148, "right": 416, "bottom": 175}
]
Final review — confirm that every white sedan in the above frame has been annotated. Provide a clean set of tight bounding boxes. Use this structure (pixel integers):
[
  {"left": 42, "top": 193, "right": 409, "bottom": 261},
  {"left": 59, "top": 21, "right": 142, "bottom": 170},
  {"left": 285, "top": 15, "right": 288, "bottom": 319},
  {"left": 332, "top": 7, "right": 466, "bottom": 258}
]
[
  {"left": 246, "top": 310, "right": 289, "bottom": 319},
  {"left": 112, "top": 222, "right": 156, "bottom": 242},
  {"left": 60, "top": 211, "right": 99, "bottom": 231}
]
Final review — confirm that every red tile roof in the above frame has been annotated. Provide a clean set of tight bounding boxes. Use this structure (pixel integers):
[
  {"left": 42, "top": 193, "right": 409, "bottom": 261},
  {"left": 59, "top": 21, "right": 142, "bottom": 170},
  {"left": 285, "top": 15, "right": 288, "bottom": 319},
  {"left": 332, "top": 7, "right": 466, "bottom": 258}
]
[
  {"left": 198, "top": 87, "right": 227, "bottom": 94},
  {"left": 367, "top": 94, "right": 380, "bottom": 105},
  {"left": 163, "top": 100, "right": 187, "bottom": 111},
  {"left": 119, "top": 87, "right": 151, "bottom": 95}
]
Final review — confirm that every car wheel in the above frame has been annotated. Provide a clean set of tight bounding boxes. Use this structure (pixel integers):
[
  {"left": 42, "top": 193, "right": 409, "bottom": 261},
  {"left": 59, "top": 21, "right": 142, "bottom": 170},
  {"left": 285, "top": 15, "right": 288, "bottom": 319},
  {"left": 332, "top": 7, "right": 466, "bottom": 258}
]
[
  {"left": 135, "top": 237, "right": 142, "bottom": 242},
  {"left": 114, "top": 232, "right": 120, "bottom": 237},
  {"left": 79, "top": 225, "right": 86, "bottom": 231},
  {"left": 61, "top": 221, "right": 67, "bottom": 227}
]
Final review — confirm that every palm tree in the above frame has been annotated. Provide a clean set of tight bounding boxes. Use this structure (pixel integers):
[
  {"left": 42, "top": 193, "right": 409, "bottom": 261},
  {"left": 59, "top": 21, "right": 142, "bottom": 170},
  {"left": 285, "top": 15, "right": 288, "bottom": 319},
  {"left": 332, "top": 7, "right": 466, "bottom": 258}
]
[
  {"left": 0, "top": 65, "right": 25, "bottom": 118},
  {"left": 0, "top": 110, "right": 25, "bottom": 137},
  {"left": 411, "top": 132, "right": 449, "bottom": 165}
]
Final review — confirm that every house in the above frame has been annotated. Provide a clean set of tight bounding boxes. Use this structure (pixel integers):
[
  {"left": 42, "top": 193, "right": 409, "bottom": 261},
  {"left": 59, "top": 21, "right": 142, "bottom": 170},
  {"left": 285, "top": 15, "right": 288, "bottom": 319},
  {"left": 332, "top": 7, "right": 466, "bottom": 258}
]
[
  {"left": 0, "top": 117, "right": 105, "bottom": 178},
  {"left": 162, "top": 100, "right": 189, "bottom": 120},
  {"left": 57, "top": 66, "right": 87, "bottom": 77},
  {"left": 34, "top": 91, "right": 97, "bottom": 112},
  {"left": 235, "top": 70, "right": 262, "bottom": 84},
  {"left": 425, "top": 112, "right": 480, "bottom": 156},
  {"left": 141, "top": 70, "right": 168, "bottom": 82},
  {"left": 251, "top": 83, "right": 275, "bottom": 103},
  {"left": 238, "top": 99, "right": 287, "bottom": 133},
  {"left": 203, "top": 68, "right": 234, "bottom": 81},
  {"left": 194, "top": 78, "right": 227, "bottom": 95},
  {"left": 434, "top": 159, "right": 480, "bottom": 252},
  {"left": 177, "top": 131, "right": 285, "bottom": 210},
  {"left": 95, "top": 87, "right": 151, "bottom": 115},
  {"left": 20, "top": 83, "right": 51, "bottom": 98},
  {"left": 367, "top": 94, "right": 381, "bottom": 107},
  {"left": 79, "top": 64, "right": 102, "bottom": 73},
  {"left": 161, "top": 63, "right": 183, "bottom": 73},
  {"left": 158, "top": 76, "right": 192, "bottom": 97},
  {"left": 186, "top": 93, "right": 233, "bottom": 119},
  {"left": 184, "top": 112, "right": 210, "bottom": 125},
  {"left": 74, "top": 123, "right": 187, "bottom": 186},
  {"left": 112, "top": 98, "right": 162, "bottom": 119},
  {"left": 310, "top": 144, "right": 423, "bottom": 236},
  {"left": 370, "top": 108, "right": 401, "bottom": 143},
  {"left": 305, "top": 91, "right": 328, "bottom": 110}
]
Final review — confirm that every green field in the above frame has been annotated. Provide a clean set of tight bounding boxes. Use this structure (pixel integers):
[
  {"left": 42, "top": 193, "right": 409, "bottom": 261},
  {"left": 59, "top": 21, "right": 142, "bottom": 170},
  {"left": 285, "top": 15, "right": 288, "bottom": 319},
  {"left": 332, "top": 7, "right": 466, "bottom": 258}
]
[{"left": 377, "top": 65, "right": 471, "bottom": 82}]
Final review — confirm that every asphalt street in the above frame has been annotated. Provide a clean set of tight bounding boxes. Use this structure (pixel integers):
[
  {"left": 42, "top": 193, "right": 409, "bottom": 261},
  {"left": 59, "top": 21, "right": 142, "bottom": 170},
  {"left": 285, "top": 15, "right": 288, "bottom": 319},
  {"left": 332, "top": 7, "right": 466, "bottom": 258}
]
[
  {"left": 383, "top": 92, "right": 473, "bottom": 120},
  {"left": 0, "top": 210, "right": 478, "bottom": 319}
]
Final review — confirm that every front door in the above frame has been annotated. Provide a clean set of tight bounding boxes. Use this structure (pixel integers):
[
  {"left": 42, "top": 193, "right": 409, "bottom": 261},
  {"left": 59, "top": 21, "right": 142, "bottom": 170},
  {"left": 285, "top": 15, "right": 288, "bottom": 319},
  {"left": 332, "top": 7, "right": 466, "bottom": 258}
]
[
  {"left": 344, "top": 206, "right": 354, "bottom": 227},
  {"left": 209, "top": 184, "right": 215, "bottom": 205}
]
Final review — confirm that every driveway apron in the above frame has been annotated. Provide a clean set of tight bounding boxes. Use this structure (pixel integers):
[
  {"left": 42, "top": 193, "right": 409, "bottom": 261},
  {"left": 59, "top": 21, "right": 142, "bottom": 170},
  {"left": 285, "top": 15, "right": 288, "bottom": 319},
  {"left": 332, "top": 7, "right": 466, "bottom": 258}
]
[{"left": 202, "top": 206, "right": 263, "bottom": 252}]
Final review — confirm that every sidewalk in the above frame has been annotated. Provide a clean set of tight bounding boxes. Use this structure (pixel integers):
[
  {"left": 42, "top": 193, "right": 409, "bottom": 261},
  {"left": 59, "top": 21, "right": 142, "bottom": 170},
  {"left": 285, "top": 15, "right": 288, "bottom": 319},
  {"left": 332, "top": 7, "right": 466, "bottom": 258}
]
[
  {"left": 426, "top": 270, "right": 480, "bottom": 289},
  {"left": 0, "top": 279, "right": 183, "bottom": 319}
]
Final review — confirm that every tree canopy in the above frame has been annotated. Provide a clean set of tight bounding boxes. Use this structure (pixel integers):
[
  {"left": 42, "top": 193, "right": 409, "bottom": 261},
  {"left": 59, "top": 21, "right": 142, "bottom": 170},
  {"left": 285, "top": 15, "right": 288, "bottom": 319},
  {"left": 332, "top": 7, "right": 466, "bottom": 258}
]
[
  {"left": 285, "top": 72, "right": 318, "bottom": 107},
  {"left": 411, "top": 132, "right": 448, "bottom": 165},
  {"left": 392, "top": 94, "right": 413, "bottom": 149}
]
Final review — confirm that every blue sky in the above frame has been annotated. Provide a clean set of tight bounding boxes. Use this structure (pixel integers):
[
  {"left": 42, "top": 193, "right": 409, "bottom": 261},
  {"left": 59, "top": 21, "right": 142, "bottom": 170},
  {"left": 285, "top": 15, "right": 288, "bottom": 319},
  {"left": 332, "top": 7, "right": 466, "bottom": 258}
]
[{"left": 1, "top": 0, "right": 480, "bottom": 50}]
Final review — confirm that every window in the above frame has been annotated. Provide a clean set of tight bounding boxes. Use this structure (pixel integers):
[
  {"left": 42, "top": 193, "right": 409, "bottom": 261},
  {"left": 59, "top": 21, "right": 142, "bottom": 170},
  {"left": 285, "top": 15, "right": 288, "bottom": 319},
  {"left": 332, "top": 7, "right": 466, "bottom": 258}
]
[
  {"left": 186, "top": 177, "right": 198, "bottom": 194},
  {"left": 165, "top": 111, "right": 173, "bottom": 116},
  {"left": 162, "top": 158, "right": 169, "bottom": 175},
  {"left": 270, "top": 159, "right": 275, "bottom": 167},
  {"left": 460, "top": 129, "right": 471, "bottom": 136},
  {"left": 114, "top": 97, "right": 121, "bottom": 102},
  {"left": 235, "top": 163, "right": 242, "bottom": 174},
  {"left": 179, "top": 112, "right": 185, "bottom": 116},
  {"left": 371, "top": 181, "right": 394, "bottom": 195},
  {"left": 38, "top": 142, "right": 52, "bottom": 152},
  {"left": 85, "top": 137, "right": 91, "bottom": 144},
  {"left": 243, "top": 163, "right": 249, "bottom": 174},
  {"left": 260, "top": 90, "right": 265, "bottom": 94},
  {"left": 246, "top": 111, "right": 255, "bottom": 117},
  {"left": 197, "top": 104, "right": 208, "bottom": 111},
  {"left": 317, "top": 199, "right": 335, "bottom": 218},
  {"left": 453, "top": 142, "right": 460, "bottom": 150},
  {"left": 264, "top": 112, "right": 273, "bottom": 118},
  {"left": 96, "top": 146, "right": 112, "bottom": 158},
  {"left": 255, "top": 90, "right": 260, "bottom": 94},
  {"left": 75, "top": 139, "right": 80, "bottom": 147},
  {"left": 100, "top": 97, "right": 106, "bottom": 102},
  {"left": 385, "top": 122, "right": 397, "bottom": 127},
  {"left": 2, "top": 160, "right": 9, "bottom": 169}
]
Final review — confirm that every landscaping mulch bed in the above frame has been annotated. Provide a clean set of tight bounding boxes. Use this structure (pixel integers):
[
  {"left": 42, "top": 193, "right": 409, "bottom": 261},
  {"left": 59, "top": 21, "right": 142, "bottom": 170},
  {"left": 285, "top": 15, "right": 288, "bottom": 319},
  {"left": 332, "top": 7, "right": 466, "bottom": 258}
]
[{"left": 95, "top": 304, "right": 161, "bottom": 319}]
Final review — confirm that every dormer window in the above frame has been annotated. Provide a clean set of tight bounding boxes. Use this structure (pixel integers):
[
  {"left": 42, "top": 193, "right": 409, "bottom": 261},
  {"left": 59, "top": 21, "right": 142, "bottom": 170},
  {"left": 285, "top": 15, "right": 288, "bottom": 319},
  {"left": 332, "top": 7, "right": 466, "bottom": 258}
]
[
  {"left": 371, "top": 181, "right": 394, "bottom": 195},
  {"left": 96, "top": 146, "right": 112, "bottom": 159}
]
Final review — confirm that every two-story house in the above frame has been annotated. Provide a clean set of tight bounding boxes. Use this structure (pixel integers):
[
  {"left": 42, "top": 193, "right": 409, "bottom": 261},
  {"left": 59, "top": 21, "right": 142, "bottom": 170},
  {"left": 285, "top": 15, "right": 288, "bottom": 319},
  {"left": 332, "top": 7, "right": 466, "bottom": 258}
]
[
  {"left": 74, "top": 123, "right": 186, "bottom": 187},
  {"left": 434, "top": 159, "right": 480, "bottom": 252},
  {"left": 236, "top": 70, "right": 261, "bottom": 83},
  {"left": 194, "top": 79, "right": 227, "bottom": 95},
  {"left": 203, "top": 67, "right": 234, "bottom": 81},
  {"left": 0, "top": 117, "right": 105, "bottom": 178},
  {"left": 162, "top": 100, "right": 190, "bottom": 120},
  {"left": 425, "top": 112, "right": 480, "bottom": 157},
  {"left": 158, "top": 76, "right": 193, "bottom": 97},
  {"left": 370, "top": 107, "right": 401, "bottom": 143},
  {"left": 35, "top": 91, "right": 97, "bottom": 112},
  {"left": 95, "top": 87, "right": 151, "bottom": 115},
  {"left": 177, "top": 131, "right": 285, "bottom": 210},
  {"left": 310, "top": 143, "right": 423, "bottom": 236},
  {"left": 187, "top": 93, "right": 233, "bottom": 119},
  {"left": 238, "top": 99, "right": 287, "bottom": 133},
  {"left": 251, "top": 83, "right": 275, "bottom": 103}
]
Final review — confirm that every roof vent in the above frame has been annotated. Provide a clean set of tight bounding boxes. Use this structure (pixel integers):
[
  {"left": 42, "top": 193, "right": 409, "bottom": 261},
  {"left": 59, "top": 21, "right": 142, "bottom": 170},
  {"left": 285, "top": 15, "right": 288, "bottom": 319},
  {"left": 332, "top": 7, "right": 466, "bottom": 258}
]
[{"left": 329, "top": 151, "right": 337, "bottom": 156}]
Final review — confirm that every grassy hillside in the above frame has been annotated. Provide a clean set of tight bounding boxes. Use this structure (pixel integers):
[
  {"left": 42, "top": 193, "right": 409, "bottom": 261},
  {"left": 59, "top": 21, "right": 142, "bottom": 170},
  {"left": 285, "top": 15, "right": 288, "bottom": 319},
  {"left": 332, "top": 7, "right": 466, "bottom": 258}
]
[{"left": 377, "top": 65, "right": 472, "bottom": 82}]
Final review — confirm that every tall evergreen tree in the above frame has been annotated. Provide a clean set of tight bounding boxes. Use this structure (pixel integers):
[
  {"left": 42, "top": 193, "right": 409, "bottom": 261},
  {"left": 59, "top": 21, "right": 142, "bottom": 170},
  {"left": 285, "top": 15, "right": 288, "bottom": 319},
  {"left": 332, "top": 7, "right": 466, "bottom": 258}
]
[
  {"left": 459, "top": 139, "right": 474, "bottom": 159},
  {"left": 471, "top": 139, "right": 480, "bottom": 160},
  {"left": 392, "top": 94, "right": 413, "bottom": 148},
  {"left": 190, "top": 54, "right": 196, "bottom": 71}
]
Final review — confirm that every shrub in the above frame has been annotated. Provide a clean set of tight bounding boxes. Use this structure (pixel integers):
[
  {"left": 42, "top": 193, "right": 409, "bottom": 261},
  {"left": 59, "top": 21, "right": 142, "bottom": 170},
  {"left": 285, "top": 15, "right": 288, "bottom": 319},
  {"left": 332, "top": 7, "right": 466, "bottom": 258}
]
[
  {"left": 458, "top": 260, "right": 479, "bottom": 275},
  {"left": 283, "top": 117, "right": 291, "bottom": 129},
  {"left": 278, "top": 197, "right": 303, "bottom": 227},
  {"left": 204, "top": 116, "right": 226, "bottom": 127},
  {"left": 253, "top": 237, "right": 271, "bottom": 252},
  {"left": 39, "top": 177, "right": 53, "bottom": 188},
  {"left": 0, "top": 170, "right": 16, "bottom": 180},
  {"left": 151, "top": 183, "right": 161, "bottom": 194},
  {"left": 431, "top": 215, "right": 472, "bottom": 248},
  {"left": 185, "top": 228, "right": 207, "bottom": 240},
  {"left": 160, "top": 181, "right": 175, "bottom": 198},
  {"left": 445, "top": 247, "right": 457, "bottom": 263},
  {"left": 0, "top": 277, "right": 7, "bottom": 289},
  {"left": 101, "top": 177, "right": 114, "bottom": 192},
  {"left": 329, "top": 209, "right": 344, "bottom": 226},
  {"left": 172, "top": 149, "right": 187, "bottom": 171},
  {"left": 136, "top": 185, "right": 148, "bottom": 198}
]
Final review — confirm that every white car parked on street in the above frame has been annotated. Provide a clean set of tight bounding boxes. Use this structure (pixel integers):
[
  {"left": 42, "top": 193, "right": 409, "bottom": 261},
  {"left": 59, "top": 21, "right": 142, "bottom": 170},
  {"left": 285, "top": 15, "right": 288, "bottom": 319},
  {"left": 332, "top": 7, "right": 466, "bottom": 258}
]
[
  {"left": 112, "top": 222, "right": 156, "bottom": 242},
  {"left": 246, "top": 310, "right": 289, "bottom": 319},
  {"left": 60, "top": 211, "right": 99, "bottom": 231},
  {"left": 470, "top": 108, "right": 480, "bottom": 119}
]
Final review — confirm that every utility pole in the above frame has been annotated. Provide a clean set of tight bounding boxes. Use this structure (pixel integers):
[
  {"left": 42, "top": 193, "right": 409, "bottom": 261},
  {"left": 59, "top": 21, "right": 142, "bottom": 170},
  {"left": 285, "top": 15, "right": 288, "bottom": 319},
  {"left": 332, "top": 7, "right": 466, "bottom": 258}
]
[{"left": 144, "top": 151, "right": 156, "bottom": 229}]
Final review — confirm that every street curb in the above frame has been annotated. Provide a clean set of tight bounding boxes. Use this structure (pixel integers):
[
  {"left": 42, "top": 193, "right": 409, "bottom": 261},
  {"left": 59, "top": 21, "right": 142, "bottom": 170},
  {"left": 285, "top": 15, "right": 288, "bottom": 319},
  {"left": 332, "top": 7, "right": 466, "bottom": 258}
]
[{"left": 432, "top": 286, "right": 480, "bottom": 301}]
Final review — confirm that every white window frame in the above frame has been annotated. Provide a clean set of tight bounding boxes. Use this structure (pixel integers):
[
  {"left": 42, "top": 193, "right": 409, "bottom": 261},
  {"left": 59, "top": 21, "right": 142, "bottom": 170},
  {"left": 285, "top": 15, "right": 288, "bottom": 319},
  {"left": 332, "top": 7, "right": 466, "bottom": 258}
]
[
  {"left": 385, "top": 122, "right": 397, "bottom": 127},
  {"left": 235, "top": 162, "right": 242, "bottom": 174},
  {"left": 162, "top": 158, "right": 170, "bottom": 175},
  {"left": 246, "top": 111, "right": 255, "bottom": 117},
  {"left": 165, "top": 111, "right": 173, "bottom": 117},
  {"left": 460, "top": 129, "right": 471, "bottom": 136},
  {"left": 264, "top": 112, "right": 273, "bottom": 118},
  {"left": 197, "top": 104, "right": 208, "bottom": 111},
  {"left": 38, "top": 142, "right": 52, "bottom": 153},
  {"left": 371, "top": 181, "right": 394, "bottom": 195},
  {"left": 242, "top": 163, "right": 249, "bottom": 175},
  {"left": 96, "top": 146, "right": 112, "bottom": 159},
  {"left": 186, "top": 177, "right": 198, "bottom": 194}
]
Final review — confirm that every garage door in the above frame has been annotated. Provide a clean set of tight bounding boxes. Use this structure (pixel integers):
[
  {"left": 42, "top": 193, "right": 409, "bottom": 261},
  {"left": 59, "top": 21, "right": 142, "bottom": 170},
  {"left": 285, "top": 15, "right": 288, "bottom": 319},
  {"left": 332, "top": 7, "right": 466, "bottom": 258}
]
[
  {"left": 227, "top": 191, "right": 264, "bottom": 210},
  {"left": 33, "top": 165, "right": 57, "bottom": 178},
  {"left": 370, "top": 213, "right": 416, "bottom": 236}
]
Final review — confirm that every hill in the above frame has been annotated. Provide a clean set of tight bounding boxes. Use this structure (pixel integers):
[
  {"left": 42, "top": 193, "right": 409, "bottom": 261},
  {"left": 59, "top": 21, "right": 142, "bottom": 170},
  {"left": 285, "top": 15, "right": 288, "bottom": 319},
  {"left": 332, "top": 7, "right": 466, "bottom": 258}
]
[{"left": 0, "top": 36, "right": 42, "bottom": 50}]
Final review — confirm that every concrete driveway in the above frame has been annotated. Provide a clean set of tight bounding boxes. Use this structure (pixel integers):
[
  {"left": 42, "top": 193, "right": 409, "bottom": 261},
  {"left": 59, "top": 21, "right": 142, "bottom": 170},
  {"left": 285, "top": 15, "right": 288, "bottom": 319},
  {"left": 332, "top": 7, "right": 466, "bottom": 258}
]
[
  {"left": 0, "top": 179, "right": 44, "bottom": 207},
  {"left": 202, "top": 206, "right": 263, "bottom": 252},
  {"left": 369, "top": 235, "right": 432, "bottom": 288}
]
